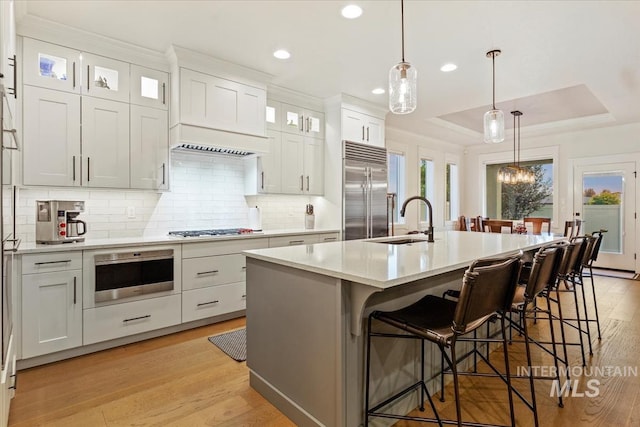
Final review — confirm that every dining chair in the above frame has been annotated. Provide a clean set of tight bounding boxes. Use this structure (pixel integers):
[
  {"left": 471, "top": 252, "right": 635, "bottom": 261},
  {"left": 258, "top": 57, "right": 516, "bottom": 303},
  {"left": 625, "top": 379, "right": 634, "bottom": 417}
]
[
  {"left": 457, "top": 215, "right": 469, "bottom": 231},
  {"left": 563, "top": 219, "right": 584, "bottom": 238},
  {"left": 523, "top": 217, "right": 552, "bottom": 235},
  {"left": 483, "top": 219, "right": 514, "bottom": 233}
]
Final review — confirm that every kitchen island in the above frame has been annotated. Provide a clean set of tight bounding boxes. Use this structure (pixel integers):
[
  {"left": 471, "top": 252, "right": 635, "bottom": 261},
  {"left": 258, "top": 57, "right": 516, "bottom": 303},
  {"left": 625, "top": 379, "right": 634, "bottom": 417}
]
[{"left": 244, "top": 231, "right": 562, "bottom": 427}]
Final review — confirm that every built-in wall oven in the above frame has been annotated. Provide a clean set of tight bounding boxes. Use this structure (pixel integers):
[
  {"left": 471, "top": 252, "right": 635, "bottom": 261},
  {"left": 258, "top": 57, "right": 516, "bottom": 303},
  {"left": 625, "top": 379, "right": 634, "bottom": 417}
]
[{"left": 83, "top": 245, "right": 182, "bottom": 308}]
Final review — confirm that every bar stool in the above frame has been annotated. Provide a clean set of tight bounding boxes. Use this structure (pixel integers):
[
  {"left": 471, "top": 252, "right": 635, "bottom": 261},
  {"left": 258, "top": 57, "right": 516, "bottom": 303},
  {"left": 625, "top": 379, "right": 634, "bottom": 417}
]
[
  {"left": 579, "top": 230, "right": 606, "bottom": 340},
  {"left": 507, "top": 242, "right": 568, "bottom": 426},
  {"left": 547, "top": 236, "right": 591, "bottom": 367},
  {"left": 364, "top": 254, "right": 522, "bottom": 427}
]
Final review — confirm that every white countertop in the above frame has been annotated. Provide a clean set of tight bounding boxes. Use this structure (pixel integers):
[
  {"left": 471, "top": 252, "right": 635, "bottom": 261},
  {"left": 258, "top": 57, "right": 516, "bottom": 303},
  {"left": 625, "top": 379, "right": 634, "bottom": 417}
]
[
  {"left": 244, "top": 231, "right": 564, "bottom": 289},
  {"left": 16, "top": 228, "right": 339, "bottom": 254}
]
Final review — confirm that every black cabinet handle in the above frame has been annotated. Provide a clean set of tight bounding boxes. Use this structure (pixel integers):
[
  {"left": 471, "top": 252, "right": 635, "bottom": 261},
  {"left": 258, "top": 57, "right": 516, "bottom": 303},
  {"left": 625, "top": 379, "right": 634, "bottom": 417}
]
[
  {"left": 8, "top": 55, "right": 16, "bottom": 98},
  {"left": 72, "top": 62, "right": 76, "bottom": 89},
  {"left": 162, "top": 163, "right": 166, "bottom": 185},
  {"left": 9, "top": 373, "right": 17, "bottom": 391},
  {"left": 123, "top": 314, "right": 151, "bottom": 323},
  {"left": 162, "top": 82, "right": 166, "bottom": 104},
  {"left": 87, "top": 157, "right": 90, "bottom": 182},
  {"left": 197, "top": 270, "right": 219, "bottom": 276},
  {"left": 197, "top": 300, "right": 219, "bottom": 307},
  {"left": 73, "top": 276, "right": 77, "bottom": 304},
  {"left": 34, "top": 260, "right": 72, "bottom": 265}
]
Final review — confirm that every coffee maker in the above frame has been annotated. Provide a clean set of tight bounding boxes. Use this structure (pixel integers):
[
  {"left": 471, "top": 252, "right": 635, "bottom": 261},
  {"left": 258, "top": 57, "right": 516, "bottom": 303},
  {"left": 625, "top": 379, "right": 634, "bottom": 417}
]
[{"left": 36, "top": 200, "right": 87, "bottom": 244}]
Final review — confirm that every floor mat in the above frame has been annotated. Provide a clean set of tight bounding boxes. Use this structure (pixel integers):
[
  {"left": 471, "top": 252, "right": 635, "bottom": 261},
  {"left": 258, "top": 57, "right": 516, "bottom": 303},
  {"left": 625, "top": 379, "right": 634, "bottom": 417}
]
[{"left": 208, "top": 328, "right": 246, "bottom": 362}]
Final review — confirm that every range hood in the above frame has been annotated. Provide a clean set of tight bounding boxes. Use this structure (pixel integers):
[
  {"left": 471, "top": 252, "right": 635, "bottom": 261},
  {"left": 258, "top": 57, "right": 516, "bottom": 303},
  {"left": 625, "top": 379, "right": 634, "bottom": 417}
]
[{"left": 170, "top": 124, "right": 268, "bottom": 157}]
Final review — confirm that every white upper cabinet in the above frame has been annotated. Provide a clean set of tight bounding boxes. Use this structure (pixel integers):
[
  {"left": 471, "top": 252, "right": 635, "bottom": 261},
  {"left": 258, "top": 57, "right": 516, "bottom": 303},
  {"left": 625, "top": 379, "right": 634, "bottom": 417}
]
[
  {"left": 81, "top": 97, "right": 130, "bottom": 188},
  {"left": 23, "top": 39, "right": 130, "bottom": 102},
  {"left": 280, "top": 103, "right": 324, "bottom": 139},
  {"left": 280, "top": 133, "right": 324, "bottom": 196},
  {"left": 179, "top": 68, "right": 266, "bottom": 137},
  {"left": 82, "top": 52, "right": 130, "bottom": 103},
  {"left": 342, "top": 108, "right": 385, "bottom": 147},
  {"left": 22, "top": 86, "right": 81, "bottom": 187},
  {"left": 23, "top": 38, "right": 81, "bottom": 94},
  {"left": 130, "top": 64, "right": 168, "bottom": 110},
  {"left": 130, "top": 105, "right": 168, "bottom": 190},
  {"left": 257, "top": 130, "right": 282, "bottom": 193}
]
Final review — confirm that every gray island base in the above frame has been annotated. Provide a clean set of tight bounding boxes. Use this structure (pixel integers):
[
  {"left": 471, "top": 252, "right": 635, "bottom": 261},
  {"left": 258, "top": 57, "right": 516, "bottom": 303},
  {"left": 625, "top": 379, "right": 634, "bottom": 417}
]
[{"left": 244, "top": 231, "right": 561, "bottom": 426}]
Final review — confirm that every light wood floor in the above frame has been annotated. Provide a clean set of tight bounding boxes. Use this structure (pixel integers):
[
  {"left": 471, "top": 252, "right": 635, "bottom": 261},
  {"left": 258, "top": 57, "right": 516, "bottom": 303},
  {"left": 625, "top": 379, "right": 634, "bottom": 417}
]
[{"left": 9, "top": 275, "right": 640, "bottom": 426}]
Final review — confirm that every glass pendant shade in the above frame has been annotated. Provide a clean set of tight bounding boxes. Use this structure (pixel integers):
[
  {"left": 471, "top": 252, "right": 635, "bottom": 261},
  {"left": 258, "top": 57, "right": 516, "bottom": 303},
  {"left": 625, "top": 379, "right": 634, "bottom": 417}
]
[
  {"left": 484, "top": 108, "right": 505, "bottom": 143},
  {"left": 389, "top": 62, "right": 417, "bottom": 114}
]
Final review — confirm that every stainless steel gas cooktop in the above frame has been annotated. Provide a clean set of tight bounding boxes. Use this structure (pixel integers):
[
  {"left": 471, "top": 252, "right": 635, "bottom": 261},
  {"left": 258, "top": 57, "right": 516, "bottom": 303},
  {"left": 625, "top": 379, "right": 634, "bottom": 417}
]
[{"left": 168, "top": 228, "right": 254, "bottom": 238}]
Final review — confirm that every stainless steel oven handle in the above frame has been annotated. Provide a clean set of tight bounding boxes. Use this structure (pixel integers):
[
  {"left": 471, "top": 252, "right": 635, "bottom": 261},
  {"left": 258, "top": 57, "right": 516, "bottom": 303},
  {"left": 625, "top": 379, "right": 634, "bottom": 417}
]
[
  {"left": 197, "top": 270, "right": 219, "bottom": 276},
  {"left": 123, "top": 314, "right": 151, "bottom": 323}
]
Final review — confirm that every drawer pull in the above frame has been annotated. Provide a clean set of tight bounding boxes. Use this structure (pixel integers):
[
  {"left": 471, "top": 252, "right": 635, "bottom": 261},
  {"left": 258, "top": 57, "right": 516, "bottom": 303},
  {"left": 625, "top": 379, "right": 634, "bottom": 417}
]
[
  {"left": 324, "top": 237, "right": 337, "bottom": 241},
  {"left": 197, "top": 300, "right": 219, "bottom": 307},
  {"left": 242, "top": 266, "right": 247, "bottom": 270},
  {"left": 289, "top": 240, "right": 304, "bottom": 245},
  {"left": 9, "top": 373, "right": 17, "bottom": 391},
  {"left": 241, "top": 294, "right": 246, "bottom": 299},
  {"left": 197, "top": 270, "right": 219, "bottom": 276},
  {"left": 34, "top": 260, "right": 72, "bottom": 266},
  {"left": 123, "top": 314, "right": 151, "bottom": 323}
]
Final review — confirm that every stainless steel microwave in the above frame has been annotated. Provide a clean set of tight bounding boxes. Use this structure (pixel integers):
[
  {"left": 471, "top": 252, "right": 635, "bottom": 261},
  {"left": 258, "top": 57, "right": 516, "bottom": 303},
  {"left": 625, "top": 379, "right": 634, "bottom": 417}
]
[{"left": 93, "top": 249, "right": 174, "bottom": 303}]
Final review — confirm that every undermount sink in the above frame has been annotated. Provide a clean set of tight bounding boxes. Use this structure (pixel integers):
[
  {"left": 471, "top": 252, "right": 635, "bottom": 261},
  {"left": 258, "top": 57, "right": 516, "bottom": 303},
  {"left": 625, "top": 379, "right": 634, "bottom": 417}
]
[{"left": 375, "top": 238, "right": 429, "bottom": 245}]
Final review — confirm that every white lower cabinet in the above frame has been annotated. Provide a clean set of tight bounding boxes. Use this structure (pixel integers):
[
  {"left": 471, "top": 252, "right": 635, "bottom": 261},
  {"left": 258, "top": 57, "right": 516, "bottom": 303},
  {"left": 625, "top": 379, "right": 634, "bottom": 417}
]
[
  {"left": 83, "top": 294, "right": 181, "bottom": 345},
  {"left": 180, "top": 238, "right": 268, "bottom": 323},
  {"left": 0, "top": 334, "right": 16, "bottom": 426},
  {"left": 182, "top": 282, "right": 246, "bottom": 323},
  {"left": 21, "top": 270, "right": 82, "bottom": 358}
]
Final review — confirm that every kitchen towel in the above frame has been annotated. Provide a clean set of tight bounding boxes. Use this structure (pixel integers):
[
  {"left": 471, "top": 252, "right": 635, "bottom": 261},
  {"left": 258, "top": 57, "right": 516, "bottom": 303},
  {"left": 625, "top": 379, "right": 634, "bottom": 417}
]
[{"left": 248, "top": 206, "right": 262, "bottom": 231}]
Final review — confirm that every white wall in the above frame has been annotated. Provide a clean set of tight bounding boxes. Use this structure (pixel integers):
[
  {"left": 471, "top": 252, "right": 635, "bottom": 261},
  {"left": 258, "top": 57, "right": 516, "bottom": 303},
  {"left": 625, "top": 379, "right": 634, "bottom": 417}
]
[
  {"left": 385, "top": 126, "right": 465, "bottom": 234},
  {"left": 17, "top": 151, "right": 324, "bottom": 243}
]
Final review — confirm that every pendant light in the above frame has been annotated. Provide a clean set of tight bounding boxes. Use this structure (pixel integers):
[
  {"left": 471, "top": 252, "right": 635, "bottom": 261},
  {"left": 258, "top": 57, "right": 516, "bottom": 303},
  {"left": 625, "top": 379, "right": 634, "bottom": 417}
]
[
  {"left": 483, "top": 49, "right": 504, "bottom": 143},
  {"left": 498, "top": 110, "right": 535, "bottom": 184},
  {"left": 389, "top": 0, "right": 417, "bottom": 114}
]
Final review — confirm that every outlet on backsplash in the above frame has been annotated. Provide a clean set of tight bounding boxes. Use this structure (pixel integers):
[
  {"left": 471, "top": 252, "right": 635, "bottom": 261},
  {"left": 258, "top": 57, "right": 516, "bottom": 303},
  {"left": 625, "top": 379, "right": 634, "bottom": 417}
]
[{"left": 127, "top": 206, "right": 136, "bottom": 219}]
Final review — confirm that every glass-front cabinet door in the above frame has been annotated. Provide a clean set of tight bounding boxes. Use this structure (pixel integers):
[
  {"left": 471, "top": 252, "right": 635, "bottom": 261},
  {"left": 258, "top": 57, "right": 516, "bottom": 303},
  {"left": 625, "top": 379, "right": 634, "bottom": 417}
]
[
  {"left": 281, "top": 103, "right": 324, "bottom": 139},
  {"left": 130, "top": 64, "right": 168, "bottom": 110},
  {"left": 304, "top": 110, "right": 324, "bottom": 139},
  {"left": 82, "top": 53, "right": 130, "bottom": 103},
  {"left": 265, "top": 99, "right": 282, "bottom": 131},
  {"left": 23, "top": 38, "right": 81, "bottom": 94}
]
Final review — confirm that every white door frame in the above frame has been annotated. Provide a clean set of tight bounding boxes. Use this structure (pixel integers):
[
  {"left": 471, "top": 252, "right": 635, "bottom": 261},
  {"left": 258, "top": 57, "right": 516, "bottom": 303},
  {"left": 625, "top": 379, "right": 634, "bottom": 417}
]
[{"left": 569, "top": 154, "right": 638, "bottom": 273}]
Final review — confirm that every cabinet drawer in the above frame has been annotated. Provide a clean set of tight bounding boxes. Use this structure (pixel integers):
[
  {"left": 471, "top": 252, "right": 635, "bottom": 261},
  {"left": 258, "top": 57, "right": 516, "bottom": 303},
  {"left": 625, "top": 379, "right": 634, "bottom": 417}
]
[
  {"left": 315, "top": 233, "right": 339, "bottom": 243},
  {"left": 269, "top": 235, "right": 317, "bottom": 247},
  {"left": 22, "top": 252, "right": 83, "bottom": 274},
  {"left": 83, "top": 294, "right": 181, "bottom": 345},
  {"left": 182, "top": 282, "right": 246, "bottom": 323},
  {"left": 182, "top": 238, "right": 268, "bottom": 258},
  {"left": 182, "top": 254, "right": 245, "bottom": 290}
]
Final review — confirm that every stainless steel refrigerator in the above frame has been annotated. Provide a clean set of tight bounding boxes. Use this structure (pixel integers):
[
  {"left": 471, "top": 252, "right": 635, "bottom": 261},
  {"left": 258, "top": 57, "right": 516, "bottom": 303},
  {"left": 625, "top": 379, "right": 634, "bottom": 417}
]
[{"left": 343, "top": 141, "right": 388, "bottom": 240}]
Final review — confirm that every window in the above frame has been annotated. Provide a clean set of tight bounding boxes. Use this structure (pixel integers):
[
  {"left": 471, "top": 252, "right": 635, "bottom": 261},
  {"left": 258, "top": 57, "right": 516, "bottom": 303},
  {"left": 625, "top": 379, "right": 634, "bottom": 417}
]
[
  {"left": 485, "top": 159, "right": 553, "bottom": 220},
  {"left": 446, "top": 162, "right": 459, "bottom": 221},
  {"left": 419, "top": 159, "right": 434, "bottom": 222},
  {"left": 388, "top": 152, "right": 405, "bottom": 223}
]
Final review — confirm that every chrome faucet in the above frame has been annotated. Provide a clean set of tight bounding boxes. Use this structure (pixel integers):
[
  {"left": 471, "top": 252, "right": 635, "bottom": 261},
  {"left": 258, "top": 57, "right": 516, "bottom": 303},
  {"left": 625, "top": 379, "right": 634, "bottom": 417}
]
[{"left": 399, "top": 196, "right": 435, "bottom": 242}]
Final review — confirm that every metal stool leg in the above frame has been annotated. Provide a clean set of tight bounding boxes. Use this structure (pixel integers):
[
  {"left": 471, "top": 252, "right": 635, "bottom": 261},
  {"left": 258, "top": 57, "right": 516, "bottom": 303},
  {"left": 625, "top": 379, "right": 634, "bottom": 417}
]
[
  {"left": 589, "top": 265, "right": 602, "bottom": 340},
  {"left": 364, "top": 316, "right": 373, "bottom": 427}
]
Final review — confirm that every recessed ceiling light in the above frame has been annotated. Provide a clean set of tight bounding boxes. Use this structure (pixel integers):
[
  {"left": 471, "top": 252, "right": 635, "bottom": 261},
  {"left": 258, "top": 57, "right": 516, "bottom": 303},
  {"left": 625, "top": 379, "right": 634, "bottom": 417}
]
[
  {"left": 341, "top": 4, "right": 363, "bottom": 19},
  {"left": 440, "top": 63, "right": 457, "bottom": 72},
  {"left": 372, "top": 88, "right": 385, "bottom": 95},
  {"left": 273, "top": 49, "right": 291, "bottom": 60}
]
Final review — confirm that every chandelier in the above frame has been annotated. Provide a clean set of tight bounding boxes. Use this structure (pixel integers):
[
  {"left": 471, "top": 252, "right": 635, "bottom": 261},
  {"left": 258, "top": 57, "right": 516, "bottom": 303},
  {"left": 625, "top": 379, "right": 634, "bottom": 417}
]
[{"left": 498, "top": 111, "right": 535, "bottom": 184}]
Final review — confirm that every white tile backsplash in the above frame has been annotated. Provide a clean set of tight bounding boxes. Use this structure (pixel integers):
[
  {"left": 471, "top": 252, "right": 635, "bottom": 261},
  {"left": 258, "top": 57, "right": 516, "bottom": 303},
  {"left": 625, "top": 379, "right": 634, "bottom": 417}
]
[{"left": 18, "top": 151, "right": 324, "bottom": 242}]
